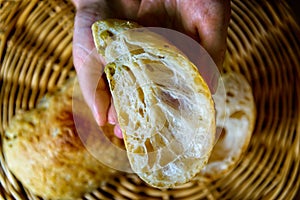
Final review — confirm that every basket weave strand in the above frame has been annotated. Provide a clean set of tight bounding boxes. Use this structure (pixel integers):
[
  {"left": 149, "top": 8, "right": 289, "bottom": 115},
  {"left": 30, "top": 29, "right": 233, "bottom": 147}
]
[{"left": 0, "top": 0, "right": 299, "bottom": 199}]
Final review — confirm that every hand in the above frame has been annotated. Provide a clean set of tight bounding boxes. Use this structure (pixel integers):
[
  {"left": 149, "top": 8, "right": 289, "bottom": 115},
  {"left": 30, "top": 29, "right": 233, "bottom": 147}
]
[{"left": 71, "top": 0, "right": 231, "bottom": 138}]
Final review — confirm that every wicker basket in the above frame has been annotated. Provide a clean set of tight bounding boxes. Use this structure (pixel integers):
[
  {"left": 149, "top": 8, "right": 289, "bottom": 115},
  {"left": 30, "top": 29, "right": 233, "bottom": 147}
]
[{"left": 0, "top": 0, "right": 299, "bottom": 199}]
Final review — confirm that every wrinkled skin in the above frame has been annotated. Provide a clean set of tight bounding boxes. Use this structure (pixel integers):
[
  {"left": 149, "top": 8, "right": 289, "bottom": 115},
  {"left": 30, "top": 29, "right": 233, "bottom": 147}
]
[{"left": 71, "top": 0, "right": 231, "bottom": 138}]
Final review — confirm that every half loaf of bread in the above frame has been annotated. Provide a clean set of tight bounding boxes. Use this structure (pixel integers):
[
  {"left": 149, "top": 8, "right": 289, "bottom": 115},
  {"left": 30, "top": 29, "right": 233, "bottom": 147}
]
[{"left": 92, "top": 19, "right": 216, "bottom": 188}]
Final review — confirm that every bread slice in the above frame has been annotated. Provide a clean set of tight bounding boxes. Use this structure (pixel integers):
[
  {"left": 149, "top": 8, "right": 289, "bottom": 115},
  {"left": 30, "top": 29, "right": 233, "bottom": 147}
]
[
  {"left": 3, "top": 77, "right": 117, "bottom": 200},
  {"left": 92, "top": 19, "right": 216, "bottom": 188},
  {"left": 200, "top": 72, "right": 256, "bottom": 179}
]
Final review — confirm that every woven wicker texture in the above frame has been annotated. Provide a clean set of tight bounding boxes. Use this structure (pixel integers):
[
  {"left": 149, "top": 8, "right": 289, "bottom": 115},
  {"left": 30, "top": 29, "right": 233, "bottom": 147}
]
[{"left": 0, "top": 0, "right": 299, "bottom": 199}]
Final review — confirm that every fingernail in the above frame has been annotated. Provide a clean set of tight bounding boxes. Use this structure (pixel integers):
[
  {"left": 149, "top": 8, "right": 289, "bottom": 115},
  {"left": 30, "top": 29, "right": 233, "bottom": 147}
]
[
  {"left": 93, "top": 110, "right": 101, "bottom": 126},
  {"left": 108, "top": 102, "right": 117, "bottom": 125},
  {"left": 114, "top": 125, "right": 123, "bottom": 139},
  {"left": 108, "top": 115, "right": 116, "bottom": 125},
  {"left": 93, "top": 105, "right": 103, "bottom": 126}
]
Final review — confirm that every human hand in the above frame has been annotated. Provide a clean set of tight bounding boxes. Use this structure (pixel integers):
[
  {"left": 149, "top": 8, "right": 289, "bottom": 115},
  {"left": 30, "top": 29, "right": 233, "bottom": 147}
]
[{"left": 71, "top": 0, "right": 231, "bottom": 138}]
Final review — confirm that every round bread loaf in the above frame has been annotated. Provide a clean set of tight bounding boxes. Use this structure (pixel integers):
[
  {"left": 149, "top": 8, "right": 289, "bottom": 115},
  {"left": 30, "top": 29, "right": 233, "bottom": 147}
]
[
  {"left": 3, "top": 77, "right": 117, "bottom": 200},
  {"left": 200, "top": 72, "right": 256, "bottom": 179},
  {"left": 92, "top": 19, "right": 216, "bottom": 188}
]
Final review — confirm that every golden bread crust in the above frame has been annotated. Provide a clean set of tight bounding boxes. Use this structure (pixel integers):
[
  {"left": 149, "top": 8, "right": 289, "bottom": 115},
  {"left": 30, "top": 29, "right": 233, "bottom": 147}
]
[{"left": 3, "top": 78, "right": 116, "bottom": 200}]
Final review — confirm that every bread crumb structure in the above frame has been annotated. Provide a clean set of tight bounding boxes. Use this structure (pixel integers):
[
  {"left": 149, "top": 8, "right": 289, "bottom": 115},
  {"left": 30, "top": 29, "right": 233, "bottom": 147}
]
[{"left": 92, "top": 19, "right": 216, "bottom": 188}]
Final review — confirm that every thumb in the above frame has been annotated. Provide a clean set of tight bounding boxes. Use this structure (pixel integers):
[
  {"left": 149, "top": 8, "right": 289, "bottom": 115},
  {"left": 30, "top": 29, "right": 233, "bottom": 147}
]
[
  {"left": 75, "top": 48, "right": 111, "bottom": 126},
  {"left": 73, "top": 11, "right": 110, "bottom": 126},
  {"left": 107, "top": 101, "right": 123, "bottom": 138}
]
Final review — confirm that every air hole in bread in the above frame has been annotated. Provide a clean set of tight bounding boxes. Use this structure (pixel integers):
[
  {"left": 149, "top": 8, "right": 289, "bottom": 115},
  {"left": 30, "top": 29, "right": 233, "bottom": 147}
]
[
  {"left": 138, "top": 108, "right": 144, "bottom": 117},
  {"left": 230, "top": 111, "right": 245, "bottom": 119},
  {"left": 135, "top": 121, "right": 141, "bottom": 129},
  {"left": 137, "top": 87, "right": 145, "bottom": 105},
  {"left": 122, "top": 65, "right": 130, "bottom": 71},
  {"left": 238, "top": 100, "right": 247, "bottom": 105},
  {"left": 146, "top": 64, "right": 154, "bottom": 72},
  {"left": 101, "top": 30, "right": 114, "bottom": 41},
  {"left": 218, "top": 127, "right": 226, "bottom": 142},
  {"left": 122, "top": 65, "right": 136, "bottom": 85},
  {"left": 106, "top": 30, "right": 114, "bottom": 37},
  {"left": 145, "top": 138, "right": 154, "bottom": 152},
  {"left": 105, "top": 63, "right": 116, "bottom": 90},
  {"left": 142, "top": 60, "right": 174, "bottom": 78},
  {"left": 106, "top": 63, "right": 116, "bottom": 75},
  {"left": 133, "top": 145, "right": 145, "bottom": 154},
  {"left": 153, "top": 132, "right": 167, "bottom": 148},
  {"left": 131, "top": 48, "right": 145, "bottom": 55},
  {"left": 122, "top": 40, "right": 145, "bottom": 55},
  {"left": 227, "top": 91, "right": 234, "bottom": 97},
  {"left": 160, "top": 89, "right": 180, "bottom": 109}
]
